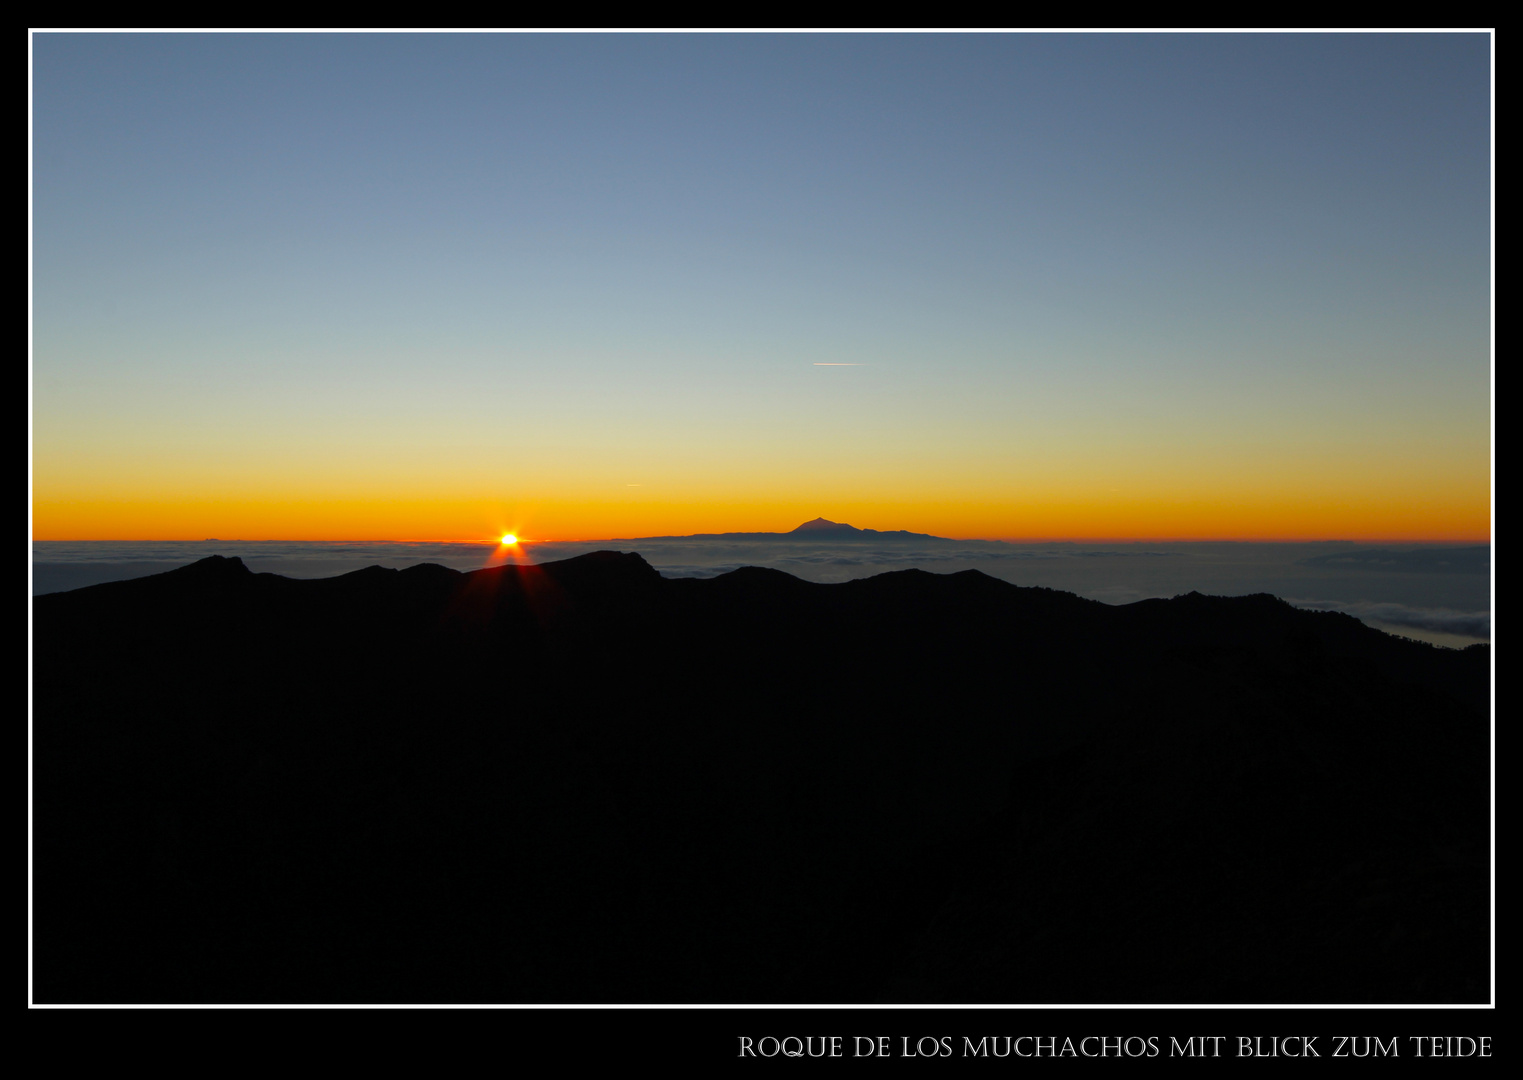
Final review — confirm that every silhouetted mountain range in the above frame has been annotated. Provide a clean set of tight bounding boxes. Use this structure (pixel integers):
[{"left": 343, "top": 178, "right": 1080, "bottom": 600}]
[{"left": 32, "top": 552, "right": 1489, "bottom": 1003}]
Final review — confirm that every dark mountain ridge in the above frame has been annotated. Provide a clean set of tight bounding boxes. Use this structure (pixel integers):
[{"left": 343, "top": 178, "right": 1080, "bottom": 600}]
[{"left": 33, "top": 553, "right": 1489, "bottom": 1003}]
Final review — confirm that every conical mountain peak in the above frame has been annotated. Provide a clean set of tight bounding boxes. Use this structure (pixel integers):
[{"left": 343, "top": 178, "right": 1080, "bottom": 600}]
[{"left": 790, "top": 517, "right": 862, "bottom": 534}]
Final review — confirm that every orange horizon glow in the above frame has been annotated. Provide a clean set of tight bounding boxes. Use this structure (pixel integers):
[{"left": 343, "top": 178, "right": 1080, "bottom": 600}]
[
  {"left": 30, "top": 496, "right": 1491, "bottom": 546},
  {"left": 33, "top": 356, "right": 1490, "bottom": 549}
]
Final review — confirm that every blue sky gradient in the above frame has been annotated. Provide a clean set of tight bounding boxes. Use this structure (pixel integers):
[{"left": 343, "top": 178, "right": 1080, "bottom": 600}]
[{"left": 32, "top": 33, "right": 1491, "bottom": 541}]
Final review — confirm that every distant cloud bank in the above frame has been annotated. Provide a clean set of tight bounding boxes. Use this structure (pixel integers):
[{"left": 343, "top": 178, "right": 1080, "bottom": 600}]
[
  {"left": 1291, "top": 598, "right": 1490, "bottom": 640},
  {"left": 1297, "top": 547, "right": 1490, "bottom": 575}
]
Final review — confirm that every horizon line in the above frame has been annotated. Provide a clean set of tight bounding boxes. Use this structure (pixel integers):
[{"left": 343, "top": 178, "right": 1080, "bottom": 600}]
[{"left": 31, "top": 534, "right": 1493, "bottom": 546}]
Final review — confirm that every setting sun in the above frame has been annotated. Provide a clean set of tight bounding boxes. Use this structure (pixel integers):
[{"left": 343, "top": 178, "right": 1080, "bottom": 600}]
[{"left": 500, "top": 534, "right": 518, "bottom": 546}]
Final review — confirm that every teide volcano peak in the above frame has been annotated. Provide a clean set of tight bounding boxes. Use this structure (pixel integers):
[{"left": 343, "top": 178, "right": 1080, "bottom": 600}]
[
  {"left": 789, "top": 516, "right": 861, "bottom": 535},
  {"left": 32, "top": 553, "right": 1488, "bottom": 1003}
]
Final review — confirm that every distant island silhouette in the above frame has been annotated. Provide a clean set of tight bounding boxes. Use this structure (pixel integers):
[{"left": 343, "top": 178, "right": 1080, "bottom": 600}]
[
  {"left": 33, "top": 552, "right": 1488, "bottom": 1003},
  {"left": 611, "top": 517, "right": 946, "bottom": 542}
]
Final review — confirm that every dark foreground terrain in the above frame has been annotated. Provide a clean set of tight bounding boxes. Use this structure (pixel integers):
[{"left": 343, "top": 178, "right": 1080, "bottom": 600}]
[{"left": 33, "top": 553, "right": 1490, "bottom": 1003}]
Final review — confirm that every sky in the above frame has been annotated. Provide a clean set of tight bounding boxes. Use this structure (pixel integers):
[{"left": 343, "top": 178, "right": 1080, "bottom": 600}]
[{"left": 31, "top": 32, "right": 1492, "bottom": 543}]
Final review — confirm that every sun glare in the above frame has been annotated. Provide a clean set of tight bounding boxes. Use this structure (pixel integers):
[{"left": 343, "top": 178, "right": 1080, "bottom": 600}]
[{"left": 500, "top": 534, "right": 518, "bottom": 546}]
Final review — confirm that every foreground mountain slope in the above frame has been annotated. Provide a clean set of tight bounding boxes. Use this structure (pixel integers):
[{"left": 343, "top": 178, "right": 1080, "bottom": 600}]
[{"left": 32, "top": 553, "right": 1488, "bottom": 1002}]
